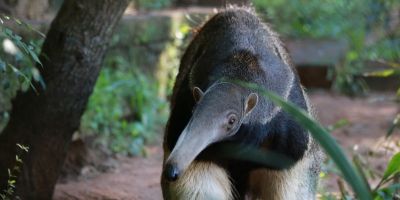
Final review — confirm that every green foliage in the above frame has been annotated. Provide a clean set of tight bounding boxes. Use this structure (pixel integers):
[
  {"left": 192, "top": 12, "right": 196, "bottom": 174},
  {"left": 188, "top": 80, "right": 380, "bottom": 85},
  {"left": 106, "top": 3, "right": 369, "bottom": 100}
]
[
  {"left": 253, "top": 0, "right": 366, "bottom": 39},
  {"left": 381, "top": 153, "right": 400, "bottom": 182},
  {"left": 0, "top": 144, "right": 29, "bottom": 200},
  {"left": 363, "top": 38, "right": 400, "bottom": 62},
  {"left": 253, "top": 0, "right": 400, "bottom": 95},
  {"left": 0, "top": 14, "right": 44, "bottom": 132},
  {"left": 370, "top": 153, "right": 400, "bottom": 200},
  {"left": 333, "top": 62, "right": 368, "bottom": 96},
  {"left": 80, "top": 56, "right": 169, "bottom": 155},
  {"left": 326, "top": 119, "right": 350, "bottom": 132},
  {"left": 133, "top": 0, "right": 172, "bottom": 10},
  {"left": 83, "top": 14, "right": 191, "bottom": 155}
]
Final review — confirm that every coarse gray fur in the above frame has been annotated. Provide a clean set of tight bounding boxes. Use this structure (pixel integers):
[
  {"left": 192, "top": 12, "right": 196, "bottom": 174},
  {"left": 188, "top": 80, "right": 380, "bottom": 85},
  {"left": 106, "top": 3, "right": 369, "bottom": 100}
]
[{"left": 162, "top": 6, "right": 324, "bottom": 200}]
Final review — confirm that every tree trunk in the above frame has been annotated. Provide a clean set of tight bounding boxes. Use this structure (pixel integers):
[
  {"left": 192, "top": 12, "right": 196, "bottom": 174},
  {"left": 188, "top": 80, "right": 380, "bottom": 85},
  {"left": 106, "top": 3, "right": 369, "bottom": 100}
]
[{"left": 0, "top": 0, "right": 128, "bottom": 199}]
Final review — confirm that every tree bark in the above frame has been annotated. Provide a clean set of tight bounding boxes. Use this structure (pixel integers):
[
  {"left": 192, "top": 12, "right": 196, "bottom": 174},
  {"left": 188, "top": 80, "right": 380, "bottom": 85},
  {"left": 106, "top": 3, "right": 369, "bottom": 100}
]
[{"left": 0, "top": 0, "right": 128, "bottom": 199}]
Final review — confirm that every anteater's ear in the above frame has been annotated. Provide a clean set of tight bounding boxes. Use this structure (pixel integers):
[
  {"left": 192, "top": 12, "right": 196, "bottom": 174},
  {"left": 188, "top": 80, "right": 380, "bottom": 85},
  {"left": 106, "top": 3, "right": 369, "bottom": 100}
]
[
  {"left": 192, "top": 87, "right": 204, "bottom": 102},
  {"left": 245, "top": 93, "right": 258, "bottom": 115}
]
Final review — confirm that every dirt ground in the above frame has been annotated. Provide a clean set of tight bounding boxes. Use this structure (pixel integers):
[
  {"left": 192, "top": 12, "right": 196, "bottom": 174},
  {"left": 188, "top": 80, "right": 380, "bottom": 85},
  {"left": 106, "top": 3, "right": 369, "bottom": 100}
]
[{"left": 53, "top": 91, "right": 400, "bottom": 200}]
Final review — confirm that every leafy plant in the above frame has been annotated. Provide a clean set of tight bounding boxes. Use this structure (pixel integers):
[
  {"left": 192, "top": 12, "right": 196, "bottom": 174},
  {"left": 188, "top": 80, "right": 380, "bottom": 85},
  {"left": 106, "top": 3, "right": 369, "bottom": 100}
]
[
  {"left": 253, "top": 0, "right": 368, "bottom": 39},
  {"left": 0, "top": 14, "right": 44, "bottom": 86},
  {"left": 0, "top": 144, "right": 29, "bottom": 200},
  {"left": 80, "top": 56, "right": 169, "bottom": 155},
  {"left": 0, "top": 14, "right": 44, "bottom": 132},
  {"left": 253, "top": 0, "right": 400, "bottom": 95},
  {"left": 375, "top": 153, "right": 400, "bottom": 190}
]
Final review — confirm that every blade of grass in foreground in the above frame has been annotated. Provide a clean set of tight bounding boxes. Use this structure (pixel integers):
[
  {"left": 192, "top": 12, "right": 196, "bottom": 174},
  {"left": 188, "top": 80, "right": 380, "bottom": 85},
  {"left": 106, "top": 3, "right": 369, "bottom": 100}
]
[{"left": 240, "top": 82, "right": 373, "bottom": 200}]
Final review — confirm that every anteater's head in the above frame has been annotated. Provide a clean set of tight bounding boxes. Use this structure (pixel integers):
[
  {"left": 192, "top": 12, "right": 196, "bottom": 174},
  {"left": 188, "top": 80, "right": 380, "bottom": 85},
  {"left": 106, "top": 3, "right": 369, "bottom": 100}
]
[{"left": 163, "top": 82, "right": 258, "bottom": 181}]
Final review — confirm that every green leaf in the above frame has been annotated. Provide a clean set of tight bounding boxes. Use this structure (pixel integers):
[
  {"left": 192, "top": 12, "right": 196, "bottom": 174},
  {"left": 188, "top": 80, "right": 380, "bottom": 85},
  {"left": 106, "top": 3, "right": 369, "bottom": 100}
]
[
  {"left": 7, "top": 180, "right": 15, "bottom": 185},
  {"left": 382, "top": 152, "right": 400, "bottom": 181},
  {"left": 3, "top": 26, "right": 43, "bottom": 66},
  {"left": 327, "top": 119, "right": 349, "bottom": 132},
  {"left": 373, "top": 184, "right": 400, "bottom": 200},
  {"left": 14, "top": 18, "right": 22, "bottom": 25},
  {"left": 363, "top": 69, "right": 396, "bottom": 77},
  {"left": 29, "top": 49, "right": 42, "bottom": 66},
  {"left": 386, "top": 114, "right": 400, "bottom": 137},
  {"left": 31, "top": 67, "right": 41, "bottom": 82},
  {"left": 15, "top": 155, "right": 22, "bottom": 163},
  {"left": 14, "top": 34, "right": 22, "bottom": 41},
  {"left": 16, "top": 144, "right": 29, "bottom": 152},
  {"left": 237, "top": 81, "right": 373, "bottom": 200},
  {"left": 4, "top": 28, "right": 12, "bottom": 35},
  {"left": 8, "top": 63, "right": 38, "bottom": 94}
]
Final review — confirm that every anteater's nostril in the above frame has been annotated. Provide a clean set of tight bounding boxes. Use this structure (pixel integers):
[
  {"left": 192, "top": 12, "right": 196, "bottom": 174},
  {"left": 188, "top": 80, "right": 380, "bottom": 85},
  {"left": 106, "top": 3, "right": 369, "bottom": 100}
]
[{"left": 164, "top": 163, "right": 180, "bottom": 182}]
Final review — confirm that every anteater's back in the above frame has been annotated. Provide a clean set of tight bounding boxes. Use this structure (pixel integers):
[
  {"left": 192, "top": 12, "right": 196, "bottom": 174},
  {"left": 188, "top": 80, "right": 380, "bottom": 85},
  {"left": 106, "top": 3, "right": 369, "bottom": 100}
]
[{"left": 163, "top": 7, "right": 322, "bottom": 200}]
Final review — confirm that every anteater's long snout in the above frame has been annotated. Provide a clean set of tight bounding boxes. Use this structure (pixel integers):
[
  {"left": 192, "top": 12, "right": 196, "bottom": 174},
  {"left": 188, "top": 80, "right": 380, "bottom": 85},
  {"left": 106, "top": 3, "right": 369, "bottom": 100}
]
[{"left": 163, "top": 126, "right": 216, "bottom": 182}]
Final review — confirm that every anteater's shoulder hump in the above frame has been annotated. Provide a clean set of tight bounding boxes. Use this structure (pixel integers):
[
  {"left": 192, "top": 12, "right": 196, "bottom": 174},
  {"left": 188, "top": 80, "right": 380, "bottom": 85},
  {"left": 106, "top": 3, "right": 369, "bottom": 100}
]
[
  {"left": 200, "top": 7, "right": 292, "bottom": 67},
  {"left": 207, "top": 7, "right": 261, "bottom": 29}
]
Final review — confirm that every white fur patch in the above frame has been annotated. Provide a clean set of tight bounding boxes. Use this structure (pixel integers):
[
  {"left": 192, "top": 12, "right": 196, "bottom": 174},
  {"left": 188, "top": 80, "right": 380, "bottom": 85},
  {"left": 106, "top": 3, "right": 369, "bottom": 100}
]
[
  {"left": 165, "top": 161, "right": 234, "bottom": 200},
  {"left": 247, "top": 155, "right": 315, "bottom": 200}
]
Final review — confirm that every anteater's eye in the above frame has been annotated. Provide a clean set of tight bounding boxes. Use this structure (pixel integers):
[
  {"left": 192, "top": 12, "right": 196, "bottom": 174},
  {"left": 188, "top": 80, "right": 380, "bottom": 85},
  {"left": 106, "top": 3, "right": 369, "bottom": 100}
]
[
  {"left": 227, "top": 114, "right": 238, "bottom": 128},
  {"left": 226, "top": 114, "right": 238, "bottom": 132},
  {"left": 228, "top": 116, "right": 236, "bottom": 125}
]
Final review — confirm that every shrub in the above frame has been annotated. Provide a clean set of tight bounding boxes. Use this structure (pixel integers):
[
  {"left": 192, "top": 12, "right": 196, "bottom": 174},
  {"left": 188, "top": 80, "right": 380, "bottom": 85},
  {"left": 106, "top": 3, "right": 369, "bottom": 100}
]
[
  {"left": 253, "top": 0, "right": 400, "bottom": 95},
  {"left": 80, "top": 56, "right": 169, "bottom": 155},
  {"left": 0, "top": 14, "right": 43, "bottom": 132}
]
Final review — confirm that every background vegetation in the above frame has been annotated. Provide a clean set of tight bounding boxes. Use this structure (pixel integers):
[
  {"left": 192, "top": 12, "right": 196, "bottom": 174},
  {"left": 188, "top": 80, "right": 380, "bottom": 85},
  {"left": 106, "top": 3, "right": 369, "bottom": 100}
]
[
  {"left": 0, "top": 14, "right": 44, "bottom": 132},
  {"left": 253, "top": 0, "right": 399, "bottom": 95},
  {"left": 0, "top": 0, "right": 398, "bottom": 199},
  {"left": 1, "top": 0, "right": 398, "bottom": 154}
]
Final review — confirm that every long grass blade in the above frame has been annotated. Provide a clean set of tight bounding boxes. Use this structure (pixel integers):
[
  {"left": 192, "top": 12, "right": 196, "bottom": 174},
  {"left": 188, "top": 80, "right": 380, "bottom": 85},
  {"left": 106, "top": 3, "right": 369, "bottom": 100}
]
[{"left": 239, "top": 81, "right": 373, "bottom": 200}]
